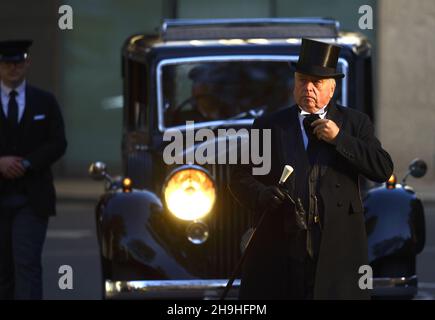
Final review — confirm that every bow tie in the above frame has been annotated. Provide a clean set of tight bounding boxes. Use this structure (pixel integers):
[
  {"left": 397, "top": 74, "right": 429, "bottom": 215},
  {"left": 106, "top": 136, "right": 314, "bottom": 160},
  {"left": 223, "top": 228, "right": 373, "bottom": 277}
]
[{"left": 302, "top": 113, "right": 320, "bottom": 138}]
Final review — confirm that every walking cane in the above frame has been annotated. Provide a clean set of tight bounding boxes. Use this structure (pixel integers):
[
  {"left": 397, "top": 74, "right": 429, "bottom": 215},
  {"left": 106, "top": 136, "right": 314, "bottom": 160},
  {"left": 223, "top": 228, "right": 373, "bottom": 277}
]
[{"left": 220, "top": 165, "right": 295, "bottom": 300}]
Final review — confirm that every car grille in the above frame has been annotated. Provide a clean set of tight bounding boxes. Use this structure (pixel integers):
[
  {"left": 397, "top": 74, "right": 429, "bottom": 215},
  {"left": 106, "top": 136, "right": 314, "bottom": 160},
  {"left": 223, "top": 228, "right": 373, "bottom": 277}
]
[{"left": 207, "top": 164, "right": 252, "bottom": 278}]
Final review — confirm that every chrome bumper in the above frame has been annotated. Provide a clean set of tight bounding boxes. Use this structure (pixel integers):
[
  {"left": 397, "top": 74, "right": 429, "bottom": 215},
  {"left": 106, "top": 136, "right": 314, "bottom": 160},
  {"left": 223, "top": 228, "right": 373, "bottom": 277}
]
[
  {"left": 105, "top": 276, "right": 418, "bottom": 299},
  {"left": 372, "top": 275, "right": 418, "bottom": 297},
  {"left": 105, "top": 279, "right": 241, "bottom": 299}
]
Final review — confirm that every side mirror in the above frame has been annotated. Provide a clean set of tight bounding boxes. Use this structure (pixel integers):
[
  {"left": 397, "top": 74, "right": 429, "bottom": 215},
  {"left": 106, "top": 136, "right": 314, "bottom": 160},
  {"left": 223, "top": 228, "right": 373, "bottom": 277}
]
[
  {"left": 409, "top": 159, "right": 427, "bottom": 178},
  {"left": 89, "top": 161, "right": 108, "bottom": 181}
]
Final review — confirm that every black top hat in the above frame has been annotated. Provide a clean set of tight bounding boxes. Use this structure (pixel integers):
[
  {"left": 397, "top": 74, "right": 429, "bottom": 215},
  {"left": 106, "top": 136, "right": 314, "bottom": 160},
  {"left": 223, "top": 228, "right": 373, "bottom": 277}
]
[
  {"left": 0, "top": 40, "right": 33, "bottom": 62},
  {"left": 292, "top": 38, "right": 344, "bottom": 79}
]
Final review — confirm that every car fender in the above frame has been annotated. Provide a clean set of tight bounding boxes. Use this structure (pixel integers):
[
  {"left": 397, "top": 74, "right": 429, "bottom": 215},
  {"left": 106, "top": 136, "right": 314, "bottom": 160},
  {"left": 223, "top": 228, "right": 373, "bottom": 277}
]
[
  {"left": 364, "top": 186, "right": 425, "bottom": 263},
  {"left": 96, "top": 190, "right": 193, "bottom": 279}
]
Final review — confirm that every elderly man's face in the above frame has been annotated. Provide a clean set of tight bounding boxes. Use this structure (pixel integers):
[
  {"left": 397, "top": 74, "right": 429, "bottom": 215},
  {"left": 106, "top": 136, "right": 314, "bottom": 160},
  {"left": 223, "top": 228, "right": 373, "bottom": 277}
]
[{"left": 293, "top": 72, "right": 336, "bottom": 113}]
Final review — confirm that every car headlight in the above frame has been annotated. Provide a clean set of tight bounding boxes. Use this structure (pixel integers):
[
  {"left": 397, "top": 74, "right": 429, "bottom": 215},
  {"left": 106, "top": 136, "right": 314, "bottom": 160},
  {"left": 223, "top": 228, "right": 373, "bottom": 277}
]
[{"left": 163, "top": 166, "right": 216, "bottom": 221}]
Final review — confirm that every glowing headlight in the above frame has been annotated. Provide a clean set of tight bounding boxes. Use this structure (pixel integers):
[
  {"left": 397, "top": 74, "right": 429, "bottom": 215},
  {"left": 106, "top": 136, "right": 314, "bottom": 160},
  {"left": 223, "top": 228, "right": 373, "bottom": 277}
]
[{"left": 163, "top": 167, "right": 216, "bottom": 221}]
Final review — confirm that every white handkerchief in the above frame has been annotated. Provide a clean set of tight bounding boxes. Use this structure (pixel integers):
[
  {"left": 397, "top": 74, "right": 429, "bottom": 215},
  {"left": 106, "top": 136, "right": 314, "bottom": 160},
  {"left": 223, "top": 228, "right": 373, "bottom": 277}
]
[{"left": 33, "top": 114, "right": 46, "bottom": 121}]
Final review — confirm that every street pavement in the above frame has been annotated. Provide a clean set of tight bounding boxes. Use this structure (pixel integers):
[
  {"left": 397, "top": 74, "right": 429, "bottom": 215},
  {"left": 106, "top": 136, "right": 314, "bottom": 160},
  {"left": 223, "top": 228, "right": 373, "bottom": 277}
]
[
  {"left": 42, "top": 199, "right": 101, "bottom": 299},
  {"left": 41, "top": 178, "right": 435, "bottom": 300}
]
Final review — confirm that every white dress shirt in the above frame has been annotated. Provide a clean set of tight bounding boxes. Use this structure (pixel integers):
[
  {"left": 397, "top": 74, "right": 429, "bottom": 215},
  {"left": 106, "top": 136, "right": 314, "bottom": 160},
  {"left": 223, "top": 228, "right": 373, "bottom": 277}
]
[
  {"left": 1, "top": 80, "right": 26, "bottom": 123},
  {"left": 297, "top": 104, "right": 328, "bottom": 149}
]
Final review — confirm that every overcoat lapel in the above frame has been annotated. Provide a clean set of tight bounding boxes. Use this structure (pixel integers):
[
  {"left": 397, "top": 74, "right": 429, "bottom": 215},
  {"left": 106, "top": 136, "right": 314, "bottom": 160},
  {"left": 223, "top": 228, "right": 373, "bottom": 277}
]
[
  {"left": 0, "top": 96, "right": 6, "bottom": 148},
  {"left": 0, "top": 96, "right": 5, "bottom": 120},
  {"left": 17, "top": 86, "right": 34, "bottom": 146},
  {"left": 276, "top": 105, "right": 309, "bottom": 198},
  {"left": 316, "top": 101, "right": 344, "bottom": 178}
]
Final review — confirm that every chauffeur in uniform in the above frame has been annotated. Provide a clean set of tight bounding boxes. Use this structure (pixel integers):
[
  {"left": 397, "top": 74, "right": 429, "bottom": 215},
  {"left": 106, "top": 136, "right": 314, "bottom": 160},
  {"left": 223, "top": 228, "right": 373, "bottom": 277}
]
[
  {"left": 229, "top": 38, "right": 393, "bottom": 299},
  {"left": 0, "top": 40, "right": 67, "bottom": 299}
]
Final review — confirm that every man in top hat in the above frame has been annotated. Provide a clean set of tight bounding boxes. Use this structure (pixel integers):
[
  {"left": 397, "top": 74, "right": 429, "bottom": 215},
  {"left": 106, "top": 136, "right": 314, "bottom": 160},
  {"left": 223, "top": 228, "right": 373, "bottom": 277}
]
[
  {"left": 229, "top": 38, "right": 393, "bottom": 299},
  {"left": 0, "top": 40, "right": 67, "bottom": 299}
]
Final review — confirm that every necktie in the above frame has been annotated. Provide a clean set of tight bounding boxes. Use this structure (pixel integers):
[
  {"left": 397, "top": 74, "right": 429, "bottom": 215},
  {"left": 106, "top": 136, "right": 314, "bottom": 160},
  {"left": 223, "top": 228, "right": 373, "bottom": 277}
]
[{"left": 8, "top": 90, "right": 18, "bottom": 127}]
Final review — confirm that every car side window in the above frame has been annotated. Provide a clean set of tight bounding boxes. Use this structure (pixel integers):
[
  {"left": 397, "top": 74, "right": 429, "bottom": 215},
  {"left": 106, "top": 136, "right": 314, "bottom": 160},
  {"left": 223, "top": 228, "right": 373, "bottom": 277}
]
[{"left": 126, "top": 59, "right": 148, "bottom": 131}]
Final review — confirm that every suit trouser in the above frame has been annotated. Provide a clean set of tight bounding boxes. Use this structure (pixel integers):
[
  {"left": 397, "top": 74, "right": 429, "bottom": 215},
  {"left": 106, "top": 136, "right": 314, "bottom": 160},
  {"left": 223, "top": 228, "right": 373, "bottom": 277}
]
[
  {"left": 287, "top": 256, "right": 317, "bottom": 299},
  {"left": 0, "top": 197, "right": 48, "bottom": 300}
]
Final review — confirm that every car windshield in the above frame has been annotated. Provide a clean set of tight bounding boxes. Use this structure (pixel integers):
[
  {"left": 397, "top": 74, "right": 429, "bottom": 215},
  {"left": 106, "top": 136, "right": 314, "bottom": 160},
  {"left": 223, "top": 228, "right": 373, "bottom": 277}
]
[{"left": 160, "top": 59, "right": 344, "bottom": 128}]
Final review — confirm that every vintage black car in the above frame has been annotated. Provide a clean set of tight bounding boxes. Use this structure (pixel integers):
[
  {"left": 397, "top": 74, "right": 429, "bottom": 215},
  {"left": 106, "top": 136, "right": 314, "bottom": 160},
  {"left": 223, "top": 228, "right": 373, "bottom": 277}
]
[{"left": 89, "top": 18, "right": 425, "bottom": 299}]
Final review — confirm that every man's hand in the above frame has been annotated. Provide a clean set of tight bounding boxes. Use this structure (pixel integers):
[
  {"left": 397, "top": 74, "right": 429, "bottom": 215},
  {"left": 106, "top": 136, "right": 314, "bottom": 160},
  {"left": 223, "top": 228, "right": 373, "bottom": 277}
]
[
  {"left": 312, "top": 119, "right": 340, "bottom": 143},
  {"left": 0, "top": 156, "right": 25, "bottom": 179},
  {"left": 258, "top": 185, "right": 287, "bottom": 211}
]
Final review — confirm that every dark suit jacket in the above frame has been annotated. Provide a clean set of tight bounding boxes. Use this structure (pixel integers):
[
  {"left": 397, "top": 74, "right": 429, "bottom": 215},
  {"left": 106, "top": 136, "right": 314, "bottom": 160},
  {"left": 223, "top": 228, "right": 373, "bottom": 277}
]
[
  {"left": 229, "top": 102, "right": 393, "bottom": 299},
  {"left": 0, "top": 84, "right": 67, "bottom": 217}
]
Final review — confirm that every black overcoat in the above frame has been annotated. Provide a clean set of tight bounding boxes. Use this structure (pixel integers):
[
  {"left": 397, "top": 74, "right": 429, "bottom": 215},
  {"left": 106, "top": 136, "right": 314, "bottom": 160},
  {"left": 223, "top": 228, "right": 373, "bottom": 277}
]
[{"left": 229, "top": 102, "right": 393, "bottom": 299}]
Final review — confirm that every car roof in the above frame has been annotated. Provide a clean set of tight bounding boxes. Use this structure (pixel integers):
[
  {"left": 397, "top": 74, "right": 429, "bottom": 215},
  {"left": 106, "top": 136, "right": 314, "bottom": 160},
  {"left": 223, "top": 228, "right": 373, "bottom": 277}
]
[{"left": 124, "top": 18, "right": 370, "bottom": 57}]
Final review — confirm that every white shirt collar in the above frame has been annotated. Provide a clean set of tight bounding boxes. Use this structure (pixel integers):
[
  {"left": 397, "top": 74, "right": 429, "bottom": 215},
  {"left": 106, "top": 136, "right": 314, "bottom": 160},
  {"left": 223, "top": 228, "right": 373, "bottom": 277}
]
[
  {"left": 298, "top": 104, "right": 328, "bottom": 116},
  {"left": 1, "top": 80, "right": 26, "bottom": 98}
]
